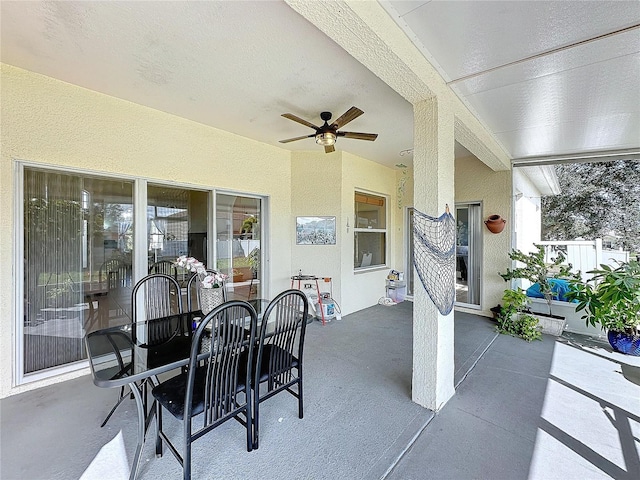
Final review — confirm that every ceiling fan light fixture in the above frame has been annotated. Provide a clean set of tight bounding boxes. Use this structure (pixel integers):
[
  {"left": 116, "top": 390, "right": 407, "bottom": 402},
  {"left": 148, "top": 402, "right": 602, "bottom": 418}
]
[{"left": 315, "top": 132, "right": 336, "bottom": 146}]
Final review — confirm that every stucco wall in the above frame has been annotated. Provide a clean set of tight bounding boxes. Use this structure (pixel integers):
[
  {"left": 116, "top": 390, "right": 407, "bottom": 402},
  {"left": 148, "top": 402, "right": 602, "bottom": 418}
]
[
  {"left": 340, "top": 152, "right": 399, "bottom": 315},
  {"left": 513, "top": 169, "right": 542, "bottom": 254},
  {"left": 454, "top": 155, "right": 512, "bottom": 316},
  {"left": 290, "top": 151, "right": 343, "bottom": 309},
  {"left": 0, "top": 64, "right": 293, "bottom": 397}
]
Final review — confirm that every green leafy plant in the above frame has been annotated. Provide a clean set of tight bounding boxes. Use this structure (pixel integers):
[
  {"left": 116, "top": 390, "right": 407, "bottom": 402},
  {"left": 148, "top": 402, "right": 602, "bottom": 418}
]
[
  {"left": 499, "top": 244, "right": 579, "bottom": 315},
  {"left": 495, "top": 288, "right": 542, "bottom": 342},
  {"left": 248, "top": 247, "right": 260, "bottom": 277},
  {"left": 567, "top": 260, "right": 640, "bottom": 335},
  {"left": 241, "top": 216, "right": 257, "bottom": 237}
]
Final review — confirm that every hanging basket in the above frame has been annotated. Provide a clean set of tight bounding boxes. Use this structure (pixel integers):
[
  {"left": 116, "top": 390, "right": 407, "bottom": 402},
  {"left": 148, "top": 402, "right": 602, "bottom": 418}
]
[
  {"left": 200, "top": 287, "right": 224, "bottom": 314},
  {"left": 484, "top": 215, "right": 506, "bottom": 234}
]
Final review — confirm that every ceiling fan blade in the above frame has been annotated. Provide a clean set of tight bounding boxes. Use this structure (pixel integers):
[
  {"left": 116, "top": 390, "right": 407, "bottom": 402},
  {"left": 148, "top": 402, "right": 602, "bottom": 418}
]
[
  {"left": 331, "top": 106, "right": 364, "bottom": 129},
  {"left": 282, "top": 113, "right": 320, "bottom": 130},
  {"left": 279, "top": 134, "right": 315, "bottom": 143},
  {"left": 324, "top": 145, "right": 335, "bottom": 154},
  {"left": 339, "top": 131, "right": 378, "bottom": 141}
]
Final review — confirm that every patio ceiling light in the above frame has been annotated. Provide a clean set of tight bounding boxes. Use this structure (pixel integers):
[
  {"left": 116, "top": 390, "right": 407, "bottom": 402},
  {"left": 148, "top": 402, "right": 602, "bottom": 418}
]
[{"left": 315, "top": 132, "right": 336, "bottom": 146}]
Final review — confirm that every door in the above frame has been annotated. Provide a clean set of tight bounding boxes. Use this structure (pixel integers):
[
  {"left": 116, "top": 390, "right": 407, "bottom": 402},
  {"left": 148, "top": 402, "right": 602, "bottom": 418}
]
[
  {"left": 215, "top": 193, "right": 263, "bottom": 300},
  {"left": 455, "top": 203, "right": 481, "bottom": 306}
]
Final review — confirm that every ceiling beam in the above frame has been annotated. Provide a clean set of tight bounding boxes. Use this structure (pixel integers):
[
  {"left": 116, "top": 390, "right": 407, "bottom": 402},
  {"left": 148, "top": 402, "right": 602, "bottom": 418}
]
[{"left": 285, "top": 0, "right": 511, "bottom": 171}]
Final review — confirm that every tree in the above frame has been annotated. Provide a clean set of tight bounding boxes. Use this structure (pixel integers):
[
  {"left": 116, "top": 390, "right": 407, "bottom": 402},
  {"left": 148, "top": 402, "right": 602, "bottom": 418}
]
[{"left": 541, "top": 160, "right": 640, "bottom": 253}]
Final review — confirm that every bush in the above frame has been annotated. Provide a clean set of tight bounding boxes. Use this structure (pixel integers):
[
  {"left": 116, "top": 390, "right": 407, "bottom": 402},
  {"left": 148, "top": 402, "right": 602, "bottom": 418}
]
[{"left": 496, "top": 312, "right": 542, "bottom": 342}]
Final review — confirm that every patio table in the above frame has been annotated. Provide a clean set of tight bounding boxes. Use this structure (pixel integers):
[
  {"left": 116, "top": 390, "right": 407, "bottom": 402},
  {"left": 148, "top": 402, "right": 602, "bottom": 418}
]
[{"left": 84, "top": 299, "right": 269, "bottom": 480}]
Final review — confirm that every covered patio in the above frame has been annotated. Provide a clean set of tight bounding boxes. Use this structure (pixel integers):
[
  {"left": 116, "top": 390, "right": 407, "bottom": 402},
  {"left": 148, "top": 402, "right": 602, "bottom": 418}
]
[{"left": 2, "top": 305, "right": 638, "bottom": 479}]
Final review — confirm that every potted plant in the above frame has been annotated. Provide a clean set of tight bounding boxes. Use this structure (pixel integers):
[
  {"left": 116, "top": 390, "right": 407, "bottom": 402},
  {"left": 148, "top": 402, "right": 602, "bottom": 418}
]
[
  {"left": 567, "top": 260, "right": 640, "bottom": 355},
  {"left": 499, "top": 244, "right": 579, "bottom": 335},
  {"left": 495, "top": 288, "right": 542, "bottom": 342}
]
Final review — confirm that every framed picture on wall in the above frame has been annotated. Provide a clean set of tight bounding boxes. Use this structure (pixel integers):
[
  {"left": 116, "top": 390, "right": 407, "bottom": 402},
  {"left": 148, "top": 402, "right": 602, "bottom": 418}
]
[{"left": 296, "top": 216, "right": 336, "bottom": 245}]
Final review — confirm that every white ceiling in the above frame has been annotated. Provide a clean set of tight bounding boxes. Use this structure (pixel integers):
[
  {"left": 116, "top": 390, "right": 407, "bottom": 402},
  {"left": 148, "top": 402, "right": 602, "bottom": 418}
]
[{"left": 2, "top": 1, "right": 639, "bottom": 169}]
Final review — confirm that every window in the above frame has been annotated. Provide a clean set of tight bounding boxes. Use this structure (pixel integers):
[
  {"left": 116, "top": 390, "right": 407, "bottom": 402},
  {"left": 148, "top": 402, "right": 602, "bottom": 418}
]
[{"left": 354, "top": 191, "right": 387, "bottom": 269}]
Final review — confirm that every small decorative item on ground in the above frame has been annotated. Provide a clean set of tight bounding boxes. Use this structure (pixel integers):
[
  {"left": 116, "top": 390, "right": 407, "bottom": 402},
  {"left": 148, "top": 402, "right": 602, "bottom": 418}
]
[{"left": 175, "top": 256, "right": 227, "bottom": 314}]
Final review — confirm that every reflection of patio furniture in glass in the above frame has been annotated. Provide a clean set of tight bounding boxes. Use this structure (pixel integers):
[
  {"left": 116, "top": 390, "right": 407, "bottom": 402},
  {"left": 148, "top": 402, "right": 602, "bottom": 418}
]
[
  {"left": 92, "top": 259, "right": 132, "bottom": 326},
  {"left": 456, "top": 246, "right": 468, "bottom": 282},
  {"left": 99, "top": 259, "right": 131, "bottom": 290},
  {"left": 149, "top": 260, "right": 177, "bottom": 278}
]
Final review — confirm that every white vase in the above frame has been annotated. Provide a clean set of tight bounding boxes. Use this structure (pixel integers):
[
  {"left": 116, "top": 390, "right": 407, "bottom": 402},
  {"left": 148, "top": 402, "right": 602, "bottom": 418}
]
[{"left": 199, "top": 287, "right": 224, "bottom": 314}]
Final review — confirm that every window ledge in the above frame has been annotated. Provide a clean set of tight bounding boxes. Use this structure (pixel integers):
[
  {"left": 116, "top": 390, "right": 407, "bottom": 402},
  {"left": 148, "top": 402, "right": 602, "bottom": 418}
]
[{"left": 354, "top": 265, "right": 388, "bottom": 274}]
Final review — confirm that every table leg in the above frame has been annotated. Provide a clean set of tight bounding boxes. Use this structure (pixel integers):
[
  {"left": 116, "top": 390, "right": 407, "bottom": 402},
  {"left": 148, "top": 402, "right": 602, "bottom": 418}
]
[{"left": 128, "top": 382, "right": 145, "bottom": 480}]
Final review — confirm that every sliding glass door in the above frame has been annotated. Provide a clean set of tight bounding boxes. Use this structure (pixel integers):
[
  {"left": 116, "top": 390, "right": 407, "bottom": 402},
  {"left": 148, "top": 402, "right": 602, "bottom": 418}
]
[
  {"left": 406, "top": 204, "right": 481, "bottom": 306},
  {"left": 23, "top": 168, "right": 134, "bottom": 373},
  {"left": 18, "top": 164, "right": 267, "bottom": 382},
  {"left": 215, "top": 193, "right": 262, "bottom": 301},
  {"left": 455, "top": 203, "right": 481, "bottom": 306}
]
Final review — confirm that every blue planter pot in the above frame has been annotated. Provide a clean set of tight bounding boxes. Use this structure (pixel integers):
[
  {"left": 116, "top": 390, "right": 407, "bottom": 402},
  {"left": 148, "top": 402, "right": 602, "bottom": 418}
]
[{"left": 607, "top": 330, "right": 640, "bottom": 356}]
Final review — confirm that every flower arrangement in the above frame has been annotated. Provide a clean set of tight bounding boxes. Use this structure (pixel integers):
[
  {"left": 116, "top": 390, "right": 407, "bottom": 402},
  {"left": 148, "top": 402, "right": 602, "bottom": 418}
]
[{"left": 175, "top": 256, "right": 227, "bottom": 288}]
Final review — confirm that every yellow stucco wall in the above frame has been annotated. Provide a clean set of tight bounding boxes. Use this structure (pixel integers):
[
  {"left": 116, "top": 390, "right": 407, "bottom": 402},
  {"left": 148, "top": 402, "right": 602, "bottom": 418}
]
[
  {"left": 341, "top": 152, "right": 399, "bottom": 314},
  {"left": 454, "top": 155, "right": 512, "bottom": 316},
  {"left": 290, "top": 150, "right": 343, "bottom": 308},
  {"left": 0, "top": 64, "right": 293, "bottom": 397}
]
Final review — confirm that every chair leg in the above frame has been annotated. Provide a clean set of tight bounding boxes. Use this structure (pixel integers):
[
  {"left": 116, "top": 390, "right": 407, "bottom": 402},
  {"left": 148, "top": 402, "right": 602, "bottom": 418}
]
[
  {"left": 155, "top": 402, "right": 163, "bottom": 457},
  {"left": 298, "top": 377, "right": 304, "bottom": 419},
  {"left": 253, "top": 394, "right": 260, "bottom": 450},
  {"left": 183, "top": 439, "right": 191, "bottom": 480},
  {"left": 246, "top": 395, "right": 253, "bottom": 452}
]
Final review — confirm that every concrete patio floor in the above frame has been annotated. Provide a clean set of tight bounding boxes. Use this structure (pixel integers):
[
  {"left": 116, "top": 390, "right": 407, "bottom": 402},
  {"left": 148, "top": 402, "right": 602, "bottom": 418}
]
[{"left": 1, "top": 302, "right": 639, "bottom": 479}]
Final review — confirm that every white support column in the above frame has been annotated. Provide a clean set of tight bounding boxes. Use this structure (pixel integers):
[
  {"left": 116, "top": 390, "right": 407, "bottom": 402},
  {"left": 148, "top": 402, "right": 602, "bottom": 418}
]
[{"left": 412, "top": 97, "right": 456, "bottom": 410}]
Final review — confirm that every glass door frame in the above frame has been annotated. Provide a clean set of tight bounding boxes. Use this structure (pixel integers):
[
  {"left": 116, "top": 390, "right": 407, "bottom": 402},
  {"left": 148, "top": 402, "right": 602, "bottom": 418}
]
[
  {"left": 455, "top": 202, "right": 482, "bottom": 308},
  {"left": 14, "top": 160, "right": 269, "bottom": 386},
  {"left": 213, "top": 190, "right": 269, "bottom": 303}
]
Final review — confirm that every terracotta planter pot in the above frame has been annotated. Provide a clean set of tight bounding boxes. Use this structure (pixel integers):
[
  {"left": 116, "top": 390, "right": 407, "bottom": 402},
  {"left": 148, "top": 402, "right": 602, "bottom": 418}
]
[{"left": 485, "top": 215, "right": 506, "bottom": 233}]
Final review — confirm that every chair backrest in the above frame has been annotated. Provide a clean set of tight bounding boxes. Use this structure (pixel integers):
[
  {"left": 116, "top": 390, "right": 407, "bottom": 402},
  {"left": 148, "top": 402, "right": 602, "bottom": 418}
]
[
  {"left": 256, "top": 289, "right": 309, "bottom": 387},
  {"left": 186, "top": 300, "right": 257, "bottom": 427},
  {"left": 99, "top": 259, "right": 132, "bottom": 290},
  {"left": 149, "top": 260, "right": 177, "bottom": 278},
  {"left": 131, "top": 273, "right": 183, "bottom": 322},
  {"left": 185, "top": 269, "right": 228, "bottom": 312}
]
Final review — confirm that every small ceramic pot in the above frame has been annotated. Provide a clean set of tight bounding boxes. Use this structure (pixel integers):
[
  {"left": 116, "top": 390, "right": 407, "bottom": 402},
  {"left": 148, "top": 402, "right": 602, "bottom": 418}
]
[{"left": 484, "top": 215, "right": 506, "bottom": 233}]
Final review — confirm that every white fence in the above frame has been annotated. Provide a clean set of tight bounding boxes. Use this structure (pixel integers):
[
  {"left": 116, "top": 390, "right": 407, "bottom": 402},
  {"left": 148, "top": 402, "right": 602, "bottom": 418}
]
[{"left": 539, "top": 239, "right": 629, "bottom": 281}]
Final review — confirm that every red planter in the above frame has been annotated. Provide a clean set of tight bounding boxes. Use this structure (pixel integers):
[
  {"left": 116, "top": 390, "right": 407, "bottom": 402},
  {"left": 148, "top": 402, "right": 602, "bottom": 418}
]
[{"left": 485, "top": 215, "right": 506, "bottom": 233}]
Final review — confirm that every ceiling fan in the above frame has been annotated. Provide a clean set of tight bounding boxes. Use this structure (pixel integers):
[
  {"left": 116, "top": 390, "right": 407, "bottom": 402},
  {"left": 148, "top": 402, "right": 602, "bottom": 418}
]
[{"left": 279, "top": 106, "right": 378, "bottom": 153}]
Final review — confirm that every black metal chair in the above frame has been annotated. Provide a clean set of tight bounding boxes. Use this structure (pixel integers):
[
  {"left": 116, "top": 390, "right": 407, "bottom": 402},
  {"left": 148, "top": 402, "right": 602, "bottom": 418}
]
[
  {"left": 251, "top": 289, "right": 308, "bottom": 449},
  {"left": 185, "top": 269, "right": 227, "bottom": 312},
  {"left": 100, "top": 273, "right": 183, "bottom": 427},
  {"left": 132, "top": 273, "right": 183, "bottom": 321},
  {"left": 96, "top": 330, "right": 135, "bottom": 427},
  {"left": 152, "top": 300, "right": 258, "bottom": 480}
]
